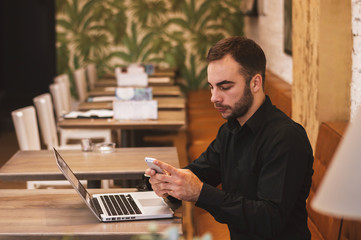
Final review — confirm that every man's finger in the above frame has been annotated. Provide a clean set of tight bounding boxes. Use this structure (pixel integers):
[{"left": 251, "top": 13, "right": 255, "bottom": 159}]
[
  {"left": 154, "top": 160, "right": 178, "bottom": 175},
  {"left": 153, "top": 189, "right": 169, "bottom": 198},
  {"left": 145, "top": 168, "right": 156, "bottom": 176}
]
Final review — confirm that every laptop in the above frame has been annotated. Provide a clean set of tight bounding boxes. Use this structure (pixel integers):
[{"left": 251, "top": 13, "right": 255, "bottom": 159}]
[{"left": 53, "top": 148, "right": 174, "bottom": 222}]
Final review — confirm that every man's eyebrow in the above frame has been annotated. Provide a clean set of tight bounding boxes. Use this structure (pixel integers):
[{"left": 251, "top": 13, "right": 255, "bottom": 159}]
[
  {"left": 208, "top": 80, "right": 235, "bottom": 87},
  {"left": 216, "top": 80, "right": 235, "bottom": 86}
]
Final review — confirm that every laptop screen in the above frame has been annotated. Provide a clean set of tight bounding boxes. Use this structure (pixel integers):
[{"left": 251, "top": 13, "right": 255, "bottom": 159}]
[{"left": 54, "top": 148, "right": 93, "bottom": 207}]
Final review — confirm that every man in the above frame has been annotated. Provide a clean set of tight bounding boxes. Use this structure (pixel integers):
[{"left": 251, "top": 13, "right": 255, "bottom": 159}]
[{"left": 145, "top": 36, "right": 314, "bottom": 239}]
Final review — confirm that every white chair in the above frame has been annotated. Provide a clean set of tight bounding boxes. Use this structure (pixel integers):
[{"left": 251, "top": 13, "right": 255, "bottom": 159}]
[
  {"left": 86, "top": 63, "right": 97, "bottom": 90},
  {"left": 54, "top": 74, "right": 72, "bottom": 112},
  {"left": 73, "top": 68, "right": 88, "bottom": 102},
  {"left": 11, "top": 106, "right": 41, "bottom": 150},
  {"left": 50, "top": 82, "right": 67, "bottom": 119},
  {"left": 11, "top": 105, "right": 78, "bottom": 189},
  {"left": 34, "top": 92, "right": 112, "bottom": 149},
  {"left": 34, "top": 93, "right": 112, "bottom": 188},
  {"left": 48, "top": 84, "right": 112, "bottom": 147},
  {"left": 33, "top": 93, "right": 60, "bottom": 149},
  {"left": 12, "top": 106, "right": 42, "bottom": 189}
]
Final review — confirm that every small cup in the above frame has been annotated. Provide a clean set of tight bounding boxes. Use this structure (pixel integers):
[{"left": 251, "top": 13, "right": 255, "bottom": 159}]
[
  {"left": 95, "top": 142, "right": 115, "bottom": 153},
  {"left": 81, "top": 138, "right": 93, "bottom": 152}
]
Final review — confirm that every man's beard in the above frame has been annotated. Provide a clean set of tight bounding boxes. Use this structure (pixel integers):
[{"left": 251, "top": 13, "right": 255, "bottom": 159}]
[{"left": 216, "top": 85, "right": 254, "bottom": 120}]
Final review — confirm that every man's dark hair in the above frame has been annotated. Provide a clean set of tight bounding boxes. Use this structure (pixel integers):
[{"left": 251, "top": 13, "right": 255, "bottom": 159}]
[{"left": 206, "top": 36, "right": 266, "bottom": 86}]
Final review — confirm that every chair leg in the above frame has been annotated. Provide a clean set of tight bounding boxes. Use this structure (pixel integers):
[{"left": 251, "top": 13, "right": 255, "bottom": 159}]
[{"left": 101, "top": 180, "right": 113, "bottom": 189}]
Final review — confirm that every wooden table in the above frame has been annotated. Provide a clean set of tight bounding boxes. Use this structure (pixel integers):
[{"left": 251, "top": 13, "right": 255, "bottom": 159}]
[
  {"left": 58, "top": 109, "right": 185, "bottom": 148},
  {"left": 0, "top": 188, "right": 182, "bottom": 240},
  {"left": 78, "top": 97, "right": 185, "bottom": 111},
  {"left": 0, "top": 147, "right": 179, "bottom": 181},
  {"left": 95, "top": 76, "right": 175, "bottom": 87},
  {"left": 96, "top": 69, "right": 176, "bottom": 87},
  {"left": 89, "top": 85, "right": 182, "bottom": 97},
  {"left": 58, "top": 110, "right": 186, "bottom": 130}
]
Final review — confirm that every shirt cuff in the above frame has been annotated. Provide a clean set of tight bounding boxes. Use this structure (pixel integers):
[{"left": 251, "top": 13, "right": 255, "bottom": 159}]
[{"left": 196, "top": 183, "right": 224, "bottom": 209}]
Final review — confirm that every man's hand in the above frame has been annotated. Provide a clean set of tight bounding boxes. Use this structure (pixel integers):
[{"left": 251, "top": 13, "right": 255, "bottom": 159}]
[{"left": 145, "top": 160, "right": 203, "bottom": 202}]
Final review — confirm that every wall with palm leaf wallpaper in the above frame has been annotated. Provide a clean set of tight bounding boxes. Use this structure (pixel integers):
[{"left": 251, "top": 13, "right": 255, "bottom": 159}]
[{"left": 56, "top": 0, "right": 244, "bottom": 93}]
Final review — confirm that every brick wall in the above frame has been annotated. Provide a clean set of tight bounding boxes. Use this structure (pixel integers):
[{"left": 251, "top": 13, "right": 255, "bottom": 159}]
[{"left": 352, "top": 0, "right": 361, "bottom": 120}]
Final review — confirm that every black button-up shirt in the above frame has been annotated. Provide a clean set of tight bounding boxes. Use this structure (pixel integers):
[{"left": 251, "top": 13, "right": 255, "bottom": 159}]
[{"left": 186, "top": 96, "right": 314, "bottom": 239}]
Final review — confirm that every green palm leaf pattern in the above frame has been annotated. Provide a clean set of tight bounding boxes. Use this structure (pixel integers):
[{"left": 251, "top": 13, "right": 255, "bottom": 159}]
[
  {"left": 179, "top": 54, "right": 208, "bottom": 91},
  {"left": 56, "top": 0, "right": 245, "bottom": 92},
  {"left": 131, "top": 0, "right": 168, "bottom": 27}
]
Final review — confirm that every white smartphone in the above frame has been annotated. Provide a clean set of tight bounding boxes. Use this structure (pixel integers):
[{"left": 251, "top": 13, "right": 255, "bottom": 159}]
[{"left": 145, "top": 157, "right": 164, "bottom": 174}]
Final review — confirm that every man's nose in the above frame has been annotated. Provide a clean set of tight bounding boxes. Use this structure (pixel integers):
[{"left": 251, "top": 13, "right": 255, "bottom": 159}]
[{"left": 210, "top": 89, "right": 221, "bottom": 103}]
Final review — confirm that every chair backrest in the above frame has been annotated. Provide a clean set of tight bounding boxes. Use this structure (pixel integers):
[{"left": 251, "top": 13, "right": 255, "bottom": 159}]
[
  {"left": 54, "top": 74, "right": 72, "bottom": 112},
  {"left": 11, "top": 106, "right": 41, "bottom": 150},
  {"left": 33, "top": 93, "right": 59, "bottom": 149},
  {"left": 86, "top": 63, "right": 97, "bottom": 90},
  {"left": 73, "top": 68, "right": 88, "bottom": 102},
  {"left": 49, "top": 82, "right": 68, "bottom": 119}
]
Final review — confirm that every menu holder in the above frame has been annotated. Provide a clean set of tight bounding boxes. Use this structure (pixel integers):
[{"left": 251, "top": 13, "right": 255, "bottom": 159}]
[
  {"left": 115, "top": 87, "right": 152, "bottom": 101},
  {"left": 113, "top": 100, "right": 158, "bottom": 120},
  {"left": 115, "top": 67, "right": 148, "bottom": 87},
  {"left": 127, "top": 64, "right": 145, "bottom": 74}
]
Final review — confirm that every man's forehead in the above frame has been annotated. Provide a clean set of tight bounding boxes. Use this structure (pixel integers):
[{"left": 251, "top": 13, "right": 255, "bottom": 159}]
[{"left": 207, "top": 69, "right": 243, "bottom": 85}]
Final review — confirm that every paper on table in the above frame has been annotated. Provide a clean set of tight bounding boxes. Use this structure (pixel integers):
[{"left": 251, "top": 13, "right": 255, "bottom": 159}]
[
  {"left": 63, "top": 109, "right": 114, "bottom": 119},
  {"left": 88, "top": 96, "right": 116, "bottom": 102},
  {"left": 127, "top": 64, "right": 145, "bottom": 74}
]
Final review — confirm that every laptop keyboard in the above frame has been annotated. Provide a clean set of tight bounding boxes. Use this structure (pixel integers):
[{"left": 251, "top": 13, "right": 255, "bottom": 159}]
[
  {"left": 100, "top": 194, "right": 142, "bottom": 216},
  {"left": 92, "top": 197, "right": 104, "bottom": 215}
]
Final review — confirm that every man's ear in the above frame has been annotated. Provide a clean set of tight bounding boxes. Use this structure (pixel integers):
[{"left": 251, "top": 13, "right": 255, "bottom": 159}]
[{"left": 250, "top": 74, "right": 263, "bottom": 93}]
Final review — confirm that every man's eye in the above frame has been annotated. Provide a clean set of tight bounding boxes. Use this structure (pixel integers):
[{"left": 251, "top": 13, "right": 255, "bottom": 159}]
[{"left": 220, "top": 86, "right": 231, "bottom": 91}]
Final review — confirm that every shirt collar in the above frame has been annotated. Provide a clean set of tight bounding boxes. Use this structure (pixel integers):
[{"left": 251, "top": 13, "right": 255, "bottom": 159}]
[{"left": 227, "top": 95, "right": 273, "bottom": 134}]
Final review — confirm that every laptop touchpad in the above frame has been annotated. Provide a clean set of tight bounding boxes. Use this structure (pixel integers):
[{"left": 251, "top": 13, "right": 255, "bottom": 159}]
[{"left": 138, "top": 198, "right": 164, "bottom": 207}]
